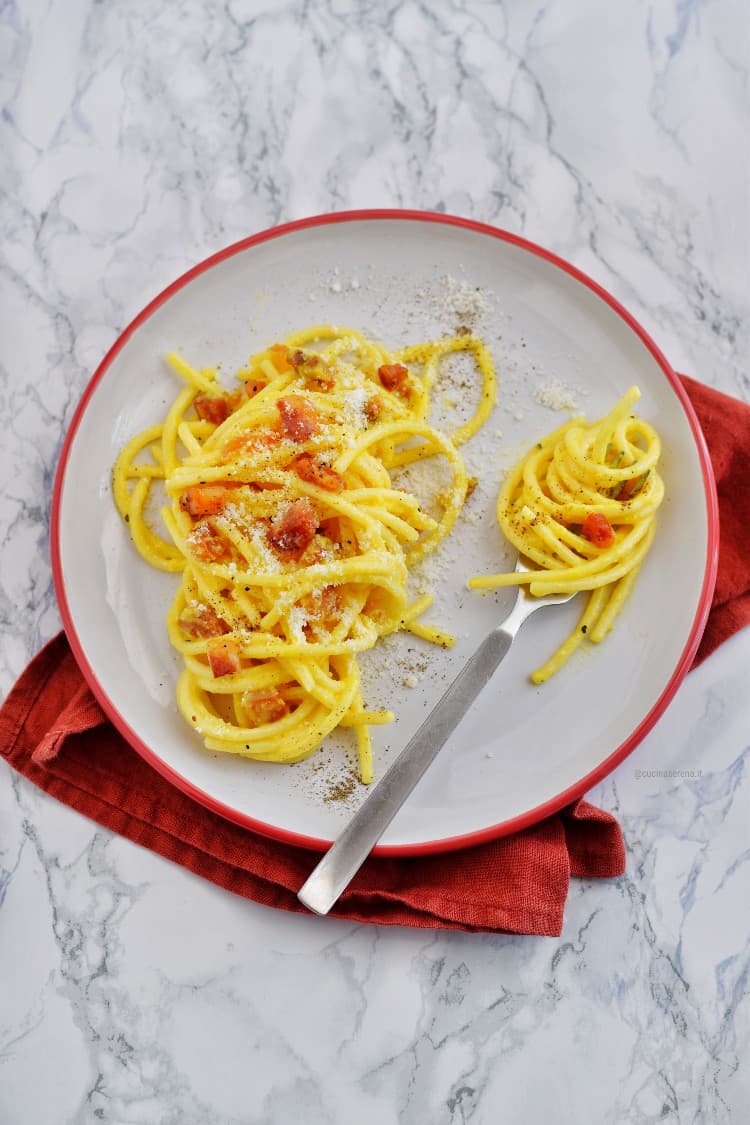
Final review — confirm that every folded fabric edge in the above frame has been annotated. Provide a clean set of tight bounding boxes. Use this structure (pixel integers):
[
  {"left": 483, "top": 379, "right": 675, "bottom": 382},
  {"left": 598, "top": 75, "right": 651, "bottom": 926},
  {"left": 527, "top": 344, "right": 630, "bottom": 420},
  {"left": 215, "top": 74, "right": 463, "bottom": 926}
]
[
  {"left": 0, "top": 634, "right": 619, "bottom": 936},
  {"left": 6, "top": 759, "right": 567, "bottom": 935}
]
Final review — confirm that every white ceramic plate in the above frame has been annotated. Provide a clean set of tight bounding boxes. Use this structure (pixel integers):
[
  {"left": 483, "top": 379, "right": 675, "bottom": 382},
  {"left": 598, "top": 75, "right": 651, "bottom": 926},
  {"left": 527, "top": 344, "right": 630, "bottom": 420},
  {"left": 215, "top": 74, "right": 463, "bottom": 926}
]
[{"left": 52, "top": 211, "right": 718, "bottom": 855}]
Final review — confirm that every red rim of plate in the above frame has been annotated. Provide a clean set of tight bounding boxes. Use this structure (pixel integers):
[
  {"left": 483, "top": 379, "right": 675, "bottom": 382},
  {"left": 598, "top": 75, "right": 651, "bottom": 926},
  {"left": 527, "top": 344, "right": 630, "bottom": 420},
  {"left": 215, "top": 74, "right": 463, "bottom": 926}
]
[{"left": 50, "top": 208, "right": 720, "bottom": 857}]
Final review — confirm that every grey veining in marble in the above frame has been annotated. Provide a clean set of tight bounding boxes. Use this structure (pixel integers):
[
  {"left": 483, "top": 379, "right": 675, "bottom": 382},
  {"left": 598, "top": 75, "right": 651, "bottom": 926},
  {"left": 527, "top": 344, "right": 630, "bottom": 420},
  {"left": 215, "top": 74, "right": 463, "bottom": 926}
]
[{"left": 1, "top": 1, "right": 748, "bottom": 1122}]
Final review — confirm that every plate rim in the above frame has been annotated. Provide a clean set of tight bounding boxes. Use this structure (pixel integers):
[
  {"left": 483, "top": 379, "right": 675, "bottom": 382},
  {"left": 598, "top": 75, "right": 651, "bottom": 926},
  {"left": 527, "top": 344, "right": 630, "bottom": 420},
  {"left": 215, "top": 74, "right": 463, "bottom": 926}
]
[{"left": 50, "top": 208, "right": 720, "bottom": 856}]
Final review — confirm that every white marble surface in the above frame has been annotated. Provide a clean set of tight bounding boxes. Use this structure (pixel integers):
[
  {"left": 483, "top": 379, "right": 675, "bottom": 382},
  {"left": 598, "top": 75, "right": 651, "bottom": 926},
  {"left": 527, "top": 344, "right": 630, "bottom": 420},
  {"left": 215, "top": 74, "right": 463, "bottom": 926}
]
[{"left": 1, "top": 1, "right": 749, "bottom": 1121}]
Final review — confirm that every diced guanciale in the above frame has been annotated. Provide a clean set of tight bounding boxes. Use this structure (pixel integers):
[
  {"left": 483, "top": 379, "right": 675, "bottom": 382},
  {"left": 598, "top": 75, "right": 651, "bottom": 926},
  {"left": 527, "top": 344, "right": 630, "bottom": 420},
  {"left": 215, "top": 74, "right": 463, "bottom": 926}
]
[
  {"left": 303, "top": 584, "right": 341, "bottom": 625},
  {"left": 306, "top": 370, "right": 335, "bottom": 391},
  {"left": 268, "top": 498, "right": 317, "bottom": 557},
  {"left": 193, "top": 393, "right": 240, "bottom": 425},
  {"left": 288, "top": 348, "right": 321, "bottom": 370},
  {"left": 289, "top": 348, "right": 331, "bottom": 387},
  {"left": 248, "top": 480, "right": 282, "bottom": 492},
  {"left": 363, "top": 395, "right": 382, "bottom": 421},
  {"left": 206, "top": 637, "right": 241, "bottom": 677},
  {"left": 581, "top": 512, "right": 615, "bottom": 548},
  {"left": 277, "top": 395, "right": 319, "bottom": 442},
  {"left": 241, "top": 688, "right": 289, "bottom": 725},
  {"left": 377, "top": 363, "right": 409, "bottom": 394},
  {"left": 244, "top": 379, "right": 267, "bottom": 397},
  {"left": 319, "top": 585, "right": 341, "bottom": 618},
  {"left": 269, "top": 344, "right": 293, "bottom": 373},
  {"left": 187, "top": 520, "right": 229, "bottom": 562},
  {"left": 292, "top": 452, "right": 344, "bottom": 492},
  {"left": 179, "top": 604, "right": 231, "bottom": 639},
  {"left": 221, "top": 429, "right": 280, "bottom": 460},
  {"left": 180, "top": 483, "right": 243, "bottom": 518}
]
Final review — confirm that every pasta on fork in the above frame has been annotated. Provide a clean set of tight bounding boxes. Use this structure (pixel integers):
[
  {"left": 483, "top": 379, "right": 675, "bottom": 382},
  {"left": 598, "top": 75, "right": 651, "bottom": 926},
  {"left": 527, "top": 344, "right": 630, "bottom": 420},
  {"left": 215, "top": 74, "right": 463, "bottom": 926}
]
[{"left": 469, "top": 386, "right": 664, "bottom": 682}]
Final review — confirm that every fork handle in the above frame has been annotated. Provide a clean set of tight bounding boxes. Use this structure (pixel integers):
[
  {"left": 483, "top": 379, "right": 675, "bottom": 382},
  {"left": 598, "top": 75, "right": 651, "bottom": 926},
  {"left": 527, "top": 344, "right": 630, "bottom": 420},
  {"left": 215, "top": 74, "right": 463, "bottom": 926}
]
[{"left": 297, "top": 626, "right": 515, "bottom": 916}]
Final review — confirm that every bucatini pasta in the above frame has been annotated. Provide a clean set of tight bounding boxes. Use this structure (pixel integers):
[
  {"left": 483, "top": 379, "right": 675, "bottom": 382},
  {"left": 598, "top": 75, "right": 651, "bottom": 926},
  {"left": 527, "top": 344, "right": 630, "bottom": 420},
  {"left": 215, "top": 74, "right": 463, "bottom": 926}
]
[
  {"left": 469, "top": 385, "right": 664, "bottom": 682},
  {"left": 113, "top": 324, "right": 496, "bottom": 782}
]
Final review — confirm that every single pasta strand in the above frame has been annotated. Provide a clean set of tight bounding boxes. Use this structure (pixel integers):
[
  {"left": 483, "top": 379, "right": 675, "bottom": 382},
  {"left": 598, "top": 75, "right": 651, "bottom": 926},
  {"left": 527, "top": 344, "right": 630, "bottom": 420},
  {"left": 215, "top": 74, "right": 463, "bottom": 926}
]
[
  {"left": 405, "top": 621, "right": 456, "bottom": 648},
  {"left": 531, "top": 586, "right": 610, "bottom": 684},
  {"left": 127, "top": 478, "right": 183, "bottom": 571},
  {"left": 166, "top": 352, "right": 218, "bottom": 394},
  {"left": 177, "top": 422, "right": 203, "bottom": 457},
  {"left": 589, "top": 547, "right": 651, "bottom": 644}
]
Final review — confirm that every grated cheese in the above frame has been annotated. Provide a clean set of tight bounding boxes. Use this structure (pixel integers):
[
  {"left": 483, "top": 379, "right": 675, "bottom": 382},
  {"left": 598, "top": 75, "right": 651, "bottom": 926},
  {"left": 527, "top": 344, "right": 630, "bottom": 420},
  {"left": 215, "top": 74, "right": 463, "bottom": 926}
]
[
  {"left": 248, "top": 524, "right": 282, "bottom": 572},
  {"left": 344, "top": 387, "right": 368, "bottom": 429},
  {"left": 534, "top": 379, "right": 579, "bottom": 411},
  {"left": 287, "top": 605, "right": 309, "bottom": 643}
]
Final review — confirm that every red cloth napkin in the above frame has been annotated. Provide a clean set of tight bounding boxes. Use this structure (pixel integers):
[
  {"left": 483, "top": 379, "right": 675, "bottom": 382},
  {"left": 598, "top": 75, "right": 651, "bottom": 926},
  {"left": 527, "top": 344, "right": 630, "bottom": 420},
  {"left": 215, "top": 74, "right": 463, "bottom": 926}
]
[
  {"left": 1, "top": 376, "right": 748, "bottom": 935},
  {"left": 682, "top": 376, "right": 750, "bottom": 664}
]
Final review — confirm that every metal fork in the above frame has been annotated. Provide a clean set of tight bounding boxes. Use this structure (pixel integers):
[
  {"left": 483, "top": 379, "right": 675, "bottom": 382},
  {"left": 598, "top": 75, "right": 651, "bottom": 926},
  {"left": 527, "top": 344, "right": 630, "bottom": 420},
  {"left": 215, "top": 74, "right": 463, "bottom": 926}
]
[{"left": 297, "top": 557, "right": 576, "bottom": 916}]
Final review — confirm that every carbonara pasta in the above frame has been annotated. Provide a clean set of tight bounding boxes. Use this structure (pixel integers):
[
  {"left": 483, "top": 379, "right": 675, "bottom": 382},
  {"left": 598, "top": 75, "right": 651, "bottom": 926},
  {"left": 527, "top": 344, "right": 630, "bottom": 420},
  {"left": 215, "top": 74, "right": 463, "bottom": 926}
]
[
  {"left": 469, "top": 386, "right": 664, "bottom": 682},
  {"left": 114, "top": 324, "right": 496, "bottom": 783}
]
